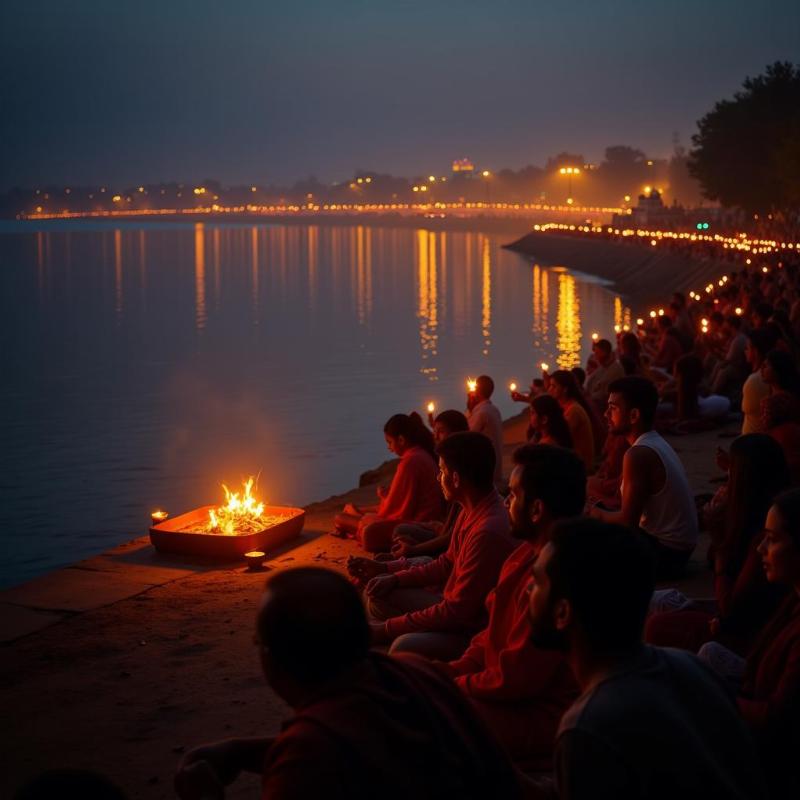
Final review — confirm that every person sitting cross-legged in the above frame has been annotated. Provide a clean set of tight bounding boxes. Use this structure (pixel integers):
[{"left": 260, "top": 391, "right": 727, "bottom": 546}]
[
  {"left": 522, "top": 518, "right": 768, "bottom": 800},
  {"left": 367, "top": 431, "right": 517, "bottom": 661},
  {"left": 590, "top": 376, "right": 698, "bottom": 579},
  {"left": 174, "top": 567, "right": 521, "bottom": 800},
  {"left": 334, "top": 412, "right": 443, "bottom": 552},
  {"left": 445, "top": 445, "right": 584, "bottom": 771},
  {"left": 347, "top": 410, "right": 468, "bottom": 585}
]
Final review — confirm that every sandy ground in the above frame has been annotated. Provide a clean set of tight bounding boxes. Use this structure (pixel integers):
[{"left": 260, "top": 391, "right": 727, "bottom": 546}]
[{"left": 0, "top": 407, "right": 735, "bottom": 799}]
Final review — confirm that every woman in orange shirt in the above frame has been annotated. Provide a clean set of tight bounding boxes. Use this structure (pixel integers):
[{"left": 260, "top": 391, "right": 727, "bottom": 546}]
[
  {"left": 548, "top": 370, "right": 596, "bottom": 472},
  {"left": 333, "top": 413, "right": 444, "bottom": 551}
]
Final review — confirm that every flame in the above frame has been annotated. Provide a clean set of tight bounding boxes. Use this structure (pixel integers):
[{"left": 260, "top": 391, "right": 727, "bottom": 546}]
[
  {"left": 207, "top": 476, "right": 265, "bottom": 536},
  {"left": 467, "top": 377, "right": 477, "bottom": 393},
  {"left": 427, "top": 401, "right": 435, "bottom": 413}
]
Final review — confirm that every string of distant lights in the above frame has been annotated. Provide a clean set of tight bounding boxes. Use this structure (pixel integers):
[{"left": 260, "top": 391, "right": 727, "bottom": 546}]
[{"left": 21, "top": 200, "right": 624, "bottom": 221}]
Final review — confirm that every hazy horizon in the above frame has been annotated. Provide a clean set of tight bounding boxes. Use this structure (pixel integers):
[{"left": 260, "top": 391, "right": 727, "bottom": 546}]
[{"left": 2, "top": 0, "right": 798, "bottom": 191}]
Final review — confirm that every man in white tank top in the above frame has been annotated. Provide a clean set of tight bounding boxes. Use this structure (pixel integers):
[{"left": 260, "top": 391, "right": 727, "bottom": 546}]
[{"left": 590, "top": 376, "right": 698, "bottom": 578}]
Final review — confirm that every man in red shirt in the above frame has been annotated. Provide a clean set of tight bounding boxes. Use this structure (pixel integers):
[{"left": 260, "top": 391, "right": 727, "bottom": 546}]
[
  {"left": 446, "top": 444, "right": 583, "bottom": 769},
  {"left": 367, "top": 431, "right": 517, "bottom": 661}
]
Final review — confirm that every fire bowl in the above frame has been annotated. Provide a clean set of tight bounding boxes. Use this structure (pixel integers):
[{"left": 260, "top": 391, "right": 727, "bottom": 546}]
[{"left": 149, "top": 505, "right": 305, "bottom": 558}]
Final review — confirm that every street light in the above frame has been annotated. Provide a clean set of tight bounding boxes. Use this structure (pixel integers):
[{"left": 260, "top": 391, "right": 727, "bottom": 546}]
[
  {"left": 481, "top": 170, "right": 491, "bottom": 203},
  {"left": 558, "top": 166, "right": 581, "bottom": 202}
]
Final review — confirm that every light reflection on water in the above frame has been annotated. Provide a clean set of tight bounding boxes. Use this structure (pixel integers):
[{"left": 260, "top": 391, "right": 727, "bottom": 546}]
[{"left": 0, "top": 221, "right": 624, "bottom": 587}]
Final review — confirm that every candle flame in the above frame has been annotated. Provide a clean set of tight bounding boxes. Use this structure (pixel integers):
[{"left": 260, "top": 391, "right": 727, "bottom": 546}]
[
  {"left": 427, "top": 401, "right": 435, "bottom": 414},
  {"left": 540, "top": 362, "right": 549, "bottom": 372},
  {"left": 467, "top": 377, "right": 477, "bottom": 393},
  {"left": 509, "top": 382, "right": 517, "bottom": 392}
]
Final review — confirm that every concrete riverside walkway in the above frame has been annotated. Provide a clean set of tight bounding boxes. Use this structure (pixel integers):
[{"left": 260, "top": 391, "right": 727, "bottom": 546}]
[{"left": 0, "top": 411, "right": 732, "bottom": 799}]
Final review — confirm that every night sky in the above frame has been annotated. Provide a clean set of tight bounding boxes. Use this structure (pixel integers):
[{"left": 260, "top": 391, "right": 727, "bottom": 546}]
[{"left": 2, "top": 0, "right": 798, "bottom": 190}]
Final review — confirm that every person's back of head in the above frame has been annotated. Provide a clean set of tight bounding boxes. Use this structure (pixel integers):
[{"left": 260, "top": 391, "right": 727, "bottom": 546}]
[
  {"left": 530, "top": 394, "right": 573, "bottom": 449},
  {"left": 619, "top": 331, "right": 641, "bottom": 359},
  {"left": 747, "top": 327, "right": 779, "bottom": 364},
  {"left": 608, "top": 375, "right": 659, "bottom": 432},
  {"left": 433, "top": 409, "right": 469, "bottom": 436},
  {"left": 594, "top": 339, "right": 613, "bottom": 359},
  {"left": 533, "top": 518, "right": 655, "bottom": 653},
  {"left": 763, "top": 349, "right": 800, "bottom": 395},
  {"left": 512, "top": 443, "right": 586, "bottom": 519},
  {"left": 571, "top": 366, "right": 586, "bottom": 388},
  {"left": 257, "top": 567, "right": 370, "bottom": 691},
  {"left": 436, "top": 431, "right": 495, "bottom": 493},
  {"left": 476, "top": 374, "right": 494, "bottom": 400}
]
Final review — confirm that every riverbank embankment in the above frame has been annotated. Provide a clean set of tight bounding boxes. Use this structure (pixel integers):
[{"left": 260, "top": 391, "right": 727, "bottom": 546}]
[{"left": 505, "top": 230, "right": 730, "bottom": 309}]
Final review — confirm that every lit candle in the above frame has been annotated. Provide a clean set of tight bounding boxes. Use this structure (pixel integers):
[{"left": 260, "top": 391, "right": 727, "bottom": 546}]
[
  {"left": 540, "top": 362, "right": 549, "bottom": 373},
  {"left": 467, "top": 378, "right": 477, "bottom": 393},
  {"left": 509, "top": 382, "right": 517, "bottom": 393},
  {"left": 591, "top": 332, "right": 599, "bottom": 341},
  {"left": 636, "top": 318, "right": 644, "bottom": 326},
  {"left": 614, "top": 324, "right": 621, "bottom": 334},
  {"left": 649, "top": 310, "right": 657, "bottom": 318},
  {"left": 244, "top": 550, "right": 266, "bottom": 571},
  {"left": 735, "top": 307, "right": 743, "bottom": 315},
  {"left": 427, "top": 401, "right": 435, "bottom": 414},
  {"left": 151, "top": 509, "right": 168, "bottom": 526}
]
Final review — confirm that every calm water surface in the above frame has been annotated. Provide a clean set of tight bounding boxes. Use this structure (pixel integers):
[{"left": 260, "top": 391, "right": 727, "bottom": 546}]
[{"left": 0, "top": 220, "right": 628, "bottom": 587}]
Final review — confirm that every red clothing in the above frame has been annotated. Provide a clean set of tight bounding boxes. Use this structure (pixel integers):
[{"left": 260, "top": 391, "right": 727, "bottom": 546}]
[
  {"left": 739, "top": 593, "right": 800, "bottom": 797},
  {"left": 386, "top": 490, "right": 516, "bottom": 638},
  {"left": 448, "top": 541, "right": 577, "bottom": 767},
  {"left": 376, "top": 445, "right": 443, "bottom": 522},
  {"left": 261, "top": 653, "right": 521, "bottom": 800}
]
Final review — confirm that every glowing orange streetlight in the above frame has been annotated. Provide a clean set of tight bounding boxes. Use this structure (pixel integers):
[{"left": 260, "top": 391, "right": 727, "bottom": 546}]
[{"left": 558, "top": 166, "right": 581, "bottom": 201}]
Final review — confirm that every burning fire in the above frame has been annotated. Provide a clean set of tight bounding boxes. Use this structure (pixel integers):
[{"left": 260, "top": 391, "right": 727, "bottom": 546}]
[{"left": 206, "top": 476, "right": 267, "bottom": 536}]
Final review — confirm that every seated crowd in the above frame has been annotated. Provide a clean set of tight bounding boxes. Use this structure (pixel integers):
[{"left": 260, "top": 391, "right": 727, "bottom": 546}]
[{"left": 156, "top": 251, "right": 800, "bottom": 799}]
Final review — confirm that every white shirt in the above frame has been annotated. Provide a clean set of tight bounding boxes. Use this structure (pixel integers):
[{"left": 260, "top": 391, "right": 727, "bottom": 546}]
[
  {"left": 467, "top": 398, "right": 504, "bottom": 482},
  {"left": 624, "top": 430, "right": 698, "bottom": 551}
]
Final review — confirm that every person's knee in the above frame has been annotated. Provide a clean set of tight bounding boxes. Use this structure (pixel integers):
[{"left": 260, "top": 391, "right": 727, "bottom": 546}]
[
  {"left": 361, "top": 521, "right": 395, "bottom": 552},
  {"left": 365, "top": 592, "right": 392, "bottom": 622},
  {"left": 389, "top": 633, "right": 419, "bottom": 655}
]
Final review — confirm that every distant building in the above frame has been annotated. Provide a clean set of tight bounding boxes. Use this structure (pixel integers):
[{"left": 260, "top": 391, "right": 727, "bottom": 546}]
[
  {"left": 451, "top": 158, "right": 475, "bottom": 177},
  {"left": 611, "top": 189, "right": 722, "bottom": 232},
  {"left": 614, "top": 189, "right": 684, "bottom": 228}
]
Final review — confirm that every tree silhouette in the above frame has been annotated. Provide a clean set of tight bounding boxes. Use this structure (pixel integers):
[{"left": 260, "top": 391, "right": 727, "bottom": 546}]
[{"left": 689, "top": 61, "right": 800, "bottom": 222}]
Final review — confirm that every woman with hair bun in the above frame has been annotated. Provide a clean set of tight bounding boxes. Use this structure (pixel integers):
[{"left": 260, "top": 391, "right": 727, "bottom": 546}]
[{"left": 333, "top": 412, "right": 444, "bottom": 552}]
